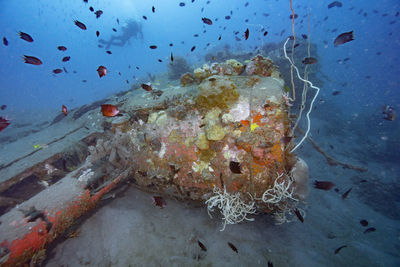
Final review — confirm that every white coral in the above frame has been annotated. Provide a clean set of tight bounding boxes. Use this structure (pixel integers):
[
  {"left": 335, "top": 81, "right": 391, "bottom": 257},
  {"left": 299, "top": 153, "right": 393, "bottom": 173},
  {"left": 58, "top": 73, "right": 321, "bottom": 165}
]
[{"left": 205, "top": 186, "right": 256, "bottom": 231}]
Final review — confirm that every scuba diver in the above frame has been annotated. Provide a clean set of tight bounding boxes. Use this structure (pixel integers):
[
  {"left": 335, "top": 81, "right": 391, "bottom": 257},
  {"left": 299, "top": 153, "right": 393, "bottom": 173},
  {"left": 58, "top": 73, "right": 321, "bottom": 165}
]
[{"left": 98, "top": 20, "right": 143, "bottom": 49}]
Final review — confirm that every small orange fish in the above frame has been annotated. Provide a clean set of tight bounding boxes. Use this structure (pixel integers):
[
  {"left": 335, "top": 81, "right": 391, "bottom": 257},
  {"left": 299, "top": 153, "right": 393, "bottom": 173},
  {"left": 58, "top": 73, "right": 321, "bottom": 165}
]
[
  {"left": 62, "top": 105, "right": 67, "bottom": 115},
  {"left": 0, "top": 116, "right": 10, "bottom": 132},
  {"left": 100, "top": 104, "right": 120, "bottom": 117},
  {"left": 97, "top": 65, "right": 107, "bottom": 77}
]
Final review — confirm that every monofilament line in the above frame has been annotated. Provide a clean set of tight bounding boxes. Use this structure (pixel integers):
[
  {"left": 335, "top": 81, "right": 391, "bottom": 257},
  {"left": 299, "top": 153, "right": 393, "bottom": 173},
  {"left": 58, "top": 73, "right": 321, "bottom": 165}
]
[{"left": 283, "top": 38, "right": 320, "bottom": 152}]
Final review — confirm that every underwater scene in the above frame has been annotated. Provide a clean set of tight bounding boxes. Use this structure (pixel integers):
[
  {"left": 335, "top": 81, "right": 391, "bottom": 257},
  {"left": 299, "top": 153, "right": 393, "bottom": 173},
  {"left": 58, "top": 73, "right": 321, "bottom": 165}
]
[{"left": 0, "top": 0, "right": 399, "bottom": 266}]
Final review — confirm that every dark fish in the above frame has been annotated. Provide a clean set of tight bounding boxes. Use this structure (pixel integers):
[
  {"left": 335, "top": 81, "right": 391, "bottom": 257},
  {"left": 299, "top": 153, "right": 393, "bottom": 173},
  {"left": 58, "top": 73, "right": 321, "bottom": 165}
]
[
  {"left": 244, "top": 2, "right": 249, "bottom": 7},
  {"left": 332, "top": 91, "right": 341, "bottom": 96},
  {"left": 198, "top": 240, "right": 207, "bottom": 251},
  {"left": 294, "top": 43, "right": 300, "bottom": 48},
  {"left": 328, "top": 1, "right": 342, "bottom": 9},
  {"left": 244, "top": 28, "right": 249, "bottom": 40},
  {"left": 152, "top": 196, "right": 166, "bottom": 208},
  {"left": 179, "top": 2, "right": 185, "bottom": 7},
  {"left": 143, "top": 15, "right": 147, "bottom": 20},
  {"left": 149, "top": 45, "right": 157, "bottom": 49},
  {"left": 334, "top": 31, "right": 354, "bottom": 46},
  {"left": 341, "top": 187, "right": 352, "bottom": 199},
  {"left": 0, "top": 116, "right": 10, "bottom": 132},
  {"left": 112, "top": 28, "right": 117, "bottom": 32},
  {"left": 313, "top": 180, "right": 335, "bottom": 190},
  {"left": 289, "top": 14, "right": 298, "bottom": 19},
  {"left": 364, "top": 227, "right": 376, "bottom": 234},
  {"left": 89, "top": 6, "right": 94, "bottom": 12},
  {"left": 302, "top": 57, "right": 318, "bottom": 64},
  {"left": 82, "top": 79, "right": 87, "bottom": 83},
  {"left": 171, "top": 52, "right": 174, "bottom": 62},
  {"left": 228, "top": 242, "right": 238, "bottom": 253},
  {"left": 191, "top": 46, "right": 196, "bottom": 52},
  {"left": 263, "top": 31, "right": 268, "bottom": 36},
  {"left": 158, "top": 59, "right": 162, "bottom": 62},
  {"left": 202, "top": 17, "right": 213, "bottom": 25},
  {"left": 334, "top": 245, "right": 347, "bottom": 254},
  {"left": 343, "top": 57, "right": 350, "bottom": 62},
  {"left": 57, "top": 45, "right": 67, "bottom": 51},
  {"left": 18, "top": 31, "right": 34, "bottom": 42},
  {"left": 74, "top": 20, "right": 87, "bottom": 30},
  {"left": 98, "top": 44, "right": 104, "bottom": 48},
  {"left": 294, "top": 208, "right": 304, "bottom": 223},
  {"left": 229, "top": 161, "right": 241, "bottom": 174},
  {"left": 83, "top": 0, "right": 88, "bottom": 3},
  {"left": 63, "top": 67, "right": 68, "bottom": 73},
  {"left": 152, "top": 6, "right": 155, "bottom": 13},
  {"left": 268, "top": 261, "right": 274, "bottom": 267},
  {"left": 62, "top": 56, "right": 70, "bottom": 62},
  {"left": 95, "top": 10, "right": 103, "bottom": 18},
  {"left": 301, "top": 34, "right": 308, "bottom": 39},
  {"left": 218, "top": 35, "right": 221, "bottom": 40},
  {"left": 53, "top": 68, "right": 63, "bottom": 74},
  {"left": 141, "top": 83, "right": 152, "bottom": 91},
  {"left": 106, "top": 50, "right": 112, "bottom": 54},
  {"left": 360, "top": 219, "right": 368, "bottom": 227},
  {"left": 126, "top": 80, "right": 129, "bottom": 84},
  {"left": 96, "top": 30, "right": 100, "bottom": 37},
  {"left": 382, "top": 104, "right": 395, "bottom": 121},
  {"left": 225, "top": 15, "right": 231, "bottom": 20},
  {"left": 23, "top": 55, "right": 42, "bottom": 65},
  {"left": 169, "top": 43, "right": 173, "bottom": 47},
  {"left": 193, "top": 34, "right": 199, "bottom": 37},
  {"left": 0, "top": 105, "right": 6, "bottom": 110},
  {"left": 3, "top": 37, "right": 8, "bottom": 46},
  {"left": 244, "top": 19, "right": 249, "bottom": 23}
]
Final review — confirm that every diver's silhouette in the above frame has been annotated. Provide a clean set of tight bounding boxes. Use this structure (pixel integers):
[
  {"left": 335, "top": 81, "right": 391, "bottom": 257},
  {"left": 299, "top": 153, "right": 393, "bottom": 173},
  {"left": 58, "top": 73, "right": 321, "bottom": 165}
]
[{"left": 98, "top": 20, "right": 143, "bottom": 49}]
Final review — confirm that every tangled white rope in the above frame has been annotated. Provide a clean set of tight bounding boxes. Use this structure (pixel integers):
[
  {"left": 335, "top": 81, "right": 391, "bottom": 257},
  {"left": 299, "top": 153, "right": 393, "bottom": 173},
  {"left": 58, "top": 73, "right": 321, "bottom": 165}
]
[
  {"left": 283, "top": 37, "right": 320, "bottom": 152},
  {"left": 205, "top": 186, "right": 256, "bottom": 231}
]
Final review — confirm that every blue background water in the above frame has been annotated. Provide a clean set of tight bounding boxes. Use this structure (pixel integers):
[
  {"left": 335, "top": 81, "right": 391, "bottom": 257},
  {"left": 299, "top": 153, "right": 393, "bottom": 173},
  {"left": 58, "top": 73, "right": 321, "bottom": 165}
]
[{"left": 0, "top": 0, "right": 399, "bottom": 136}]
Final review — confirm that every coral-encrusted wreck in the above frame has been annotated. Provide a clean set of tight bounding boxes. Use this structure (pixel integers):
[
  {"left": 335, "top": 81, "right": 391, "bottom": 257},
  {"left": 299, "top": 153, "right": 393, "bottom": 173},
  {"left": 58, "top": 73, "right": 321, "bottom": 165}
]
[
  {"left": 0, "top": 55, "right": 309, "bottom": 265},
  {"left": 89, "top": 55, "right": 309, "bottom": 226}
]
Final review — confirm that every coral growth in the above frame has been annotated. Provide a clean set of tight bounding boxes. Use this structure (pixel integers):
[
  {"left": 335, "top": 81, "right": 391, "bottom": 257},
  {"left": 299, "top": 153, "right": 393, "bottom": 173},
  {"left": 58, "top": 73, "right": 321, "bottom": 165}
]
[
  {"left": 245, "top": 55, "right": 277, "bottom": 76},
  {"left": 180, "top": 72, "right": 196, "bottom": 86}
]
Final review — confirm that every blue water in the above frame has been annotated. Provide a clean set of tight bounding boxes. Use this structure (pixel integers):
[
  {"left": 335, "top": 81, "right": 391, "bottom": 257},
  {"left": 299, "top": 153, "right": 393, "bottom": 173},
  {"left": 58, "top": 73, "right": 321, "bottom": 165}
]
[{"left": 0, "top": 0, "right": 399, "bottom": 265}]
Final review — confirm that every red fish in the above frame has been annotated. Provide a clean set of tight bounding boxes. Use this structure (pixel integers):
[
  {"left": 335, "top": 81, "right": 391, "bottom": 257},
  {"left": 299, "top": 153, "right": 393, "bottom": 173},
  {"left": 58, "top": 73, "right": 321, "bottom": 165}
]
[
  {"left": 57, "top": 46, "right": 67, "bottom": 51},
  {"left": 23, "top": 55, "right": 42, "bottom": 65},
  {"left": 141, "top": 83, "right": 152, "bottom": 91},
  {"left": 62, "top": 56, "right": 70, "bottom": 62},
  {"left": 62, "top": 105, "right": 67, "bottom": 115},
  {"left": 0, "top": 117, "right": 10, "bottom": 132},
  {"left": 53, "top": 68, "right": 63, "bottom": 74},
  {"left": 97, "top": 65, "right": 107, "bottom": 77},
  {"left": 74, "top": 20, "right": 87, "bottom": 30},
  {"left": 152, "top": 196, "right": 166, "bottom": 208},
  {"left": 100, "top": 104, "right": 120, "bottom": 117},
  {"left": 18, "top": 31, "right": 33, "bottom": 42},
  {"left": 244, "top": 28, "right": 249, "bottom": 40}
]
